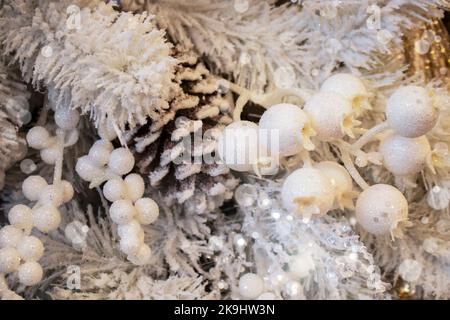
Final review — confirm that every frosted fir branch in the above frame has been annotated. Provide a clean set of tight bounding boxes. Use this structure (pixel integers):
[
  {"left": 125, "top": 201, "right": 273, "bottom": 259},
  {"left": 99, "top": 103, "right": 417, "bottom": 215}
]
[
  {"left": 0, "top": 60, "right": 30, "bottom": 189},
  {"left": 0, "top": 0, "right": 177, "bottom": 131},
  {"left": 51, "top": 271, "right": 214, "bottom": 300},
  {"left": 236, "top": 179, "right": 390, "bottom": 300},
  {"left": 121, "top": 0, "right": 449, "bottom": 92}
]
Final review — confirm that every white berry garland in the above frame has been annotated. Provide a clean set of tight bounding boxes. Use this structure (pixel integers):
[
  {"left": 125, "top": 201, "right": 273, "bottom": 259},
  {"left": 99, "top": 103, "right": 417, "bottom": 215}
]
[
  {"left": 0, "top": 107, "right": 79, "bottom": 299},
  {"left": 222, "top": 73, "right": 445, "bottom": 245},
  {"left": 75, "top": 121, "right": 159, "bottom": 265}
]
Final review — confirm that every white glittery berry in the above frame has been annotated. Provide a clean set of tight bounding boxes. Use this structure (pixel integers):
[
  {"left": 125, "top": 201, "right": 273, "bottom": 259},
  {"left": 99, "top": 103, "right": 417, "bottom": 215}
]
[
  {"left": 239, "top": 273, "right": 264, "bottom": 299},
  {"left": 386, "top": 85, "right": 438, "bottom": 138},
  {"left": 26, "top": 126, "right": 52, "bottom": 150},
  {"left": 54, "top": 108, "right": 80, "bottom": 131},
  {"left": 40, "top": 144, "right": 60, "bottom": 165},
  {"left": 119, "top": 234, "right": 142, "bottom": 255},
  {"left": 0, "top": 225, "right": 23, "bottom": 248},
  {"left": 8, "top": 205, "right": 33, "bottom": 231},
  {"left": 355, "top": 184, "right": 409, "bottom": 236},
  {"left": 61, "top": 180, "right": 74, "bottom": 203},
  {"left": 259, "top": 103, "right": 315, "bottom": 156},
  {"left": 16, "top": 236, "right": 44, "bottom": 262},
  {"left": 320, "top": 73, "right": 369, "bottom": 112},
  {"left": 17, "top": 261, "right": 43, "bottom": 286},
  {"left": 103, "top": 178, "right": 126, "bottom": 202},
  {"left": 124, "top": 174, "right": 145, "bottom": 202},
  {"left": 109, "top": 199, "right": 137, "bottom": 225},
  {"left": 134, "top": 198, "right": 159, "bottom": 225},
  {"left": 304, "top": 92, "right": 355, "bottom": 141},
  {"left": 281, "top": 167, "right": 334, "bottom": 219},
  {"left": 76, "top": 155, "right": 104, "bottom": 182},
  {"left": 22, "top": 175, "right": 48, "bottom": 201},
  {"left": 127, "top": 244, "right": 151, "bottom": 266},
  {"left": 32, "top": 204, "right": 61, "bottom": 233},
  {"left": 108, "top": 148, "right": 135, "bottom": 176},
  {"left": 0, "top": 247, "right": 21, "bottom": 273},
  {"left": 88, "top": 140, "right": 114, "bottom": 166},
  {"left": 117, "top": 220, "right": 142, "bottom": 239},
  {"left": 38, "top": 185, "right": 64, "bottom": 206},
  {"left": 217, "top": 121, "right": 260, "bottom": 172},
  {"left": 314, "top": 161, "right": 354, "bottom": 208},
  {"left": 380, "top": 134, "right": 431, "bottom": 176}
]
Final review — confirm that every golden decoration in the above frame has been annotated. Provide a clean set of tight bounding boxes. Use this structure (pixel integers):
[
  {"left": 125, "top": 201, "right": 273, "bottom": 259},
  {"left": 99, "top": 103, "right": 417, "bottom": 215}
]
[{"left": 404, "top": 19, "right": 450, "bottom": 87}]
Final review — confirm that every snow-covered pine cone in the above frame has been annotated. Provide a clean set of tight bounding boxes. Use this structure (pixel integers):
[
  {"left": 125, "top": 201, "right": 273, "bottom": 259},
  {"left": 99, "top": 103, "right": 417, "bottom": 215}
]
[{"left": 125, "top": 46, "right": 239, "bottom": 215}]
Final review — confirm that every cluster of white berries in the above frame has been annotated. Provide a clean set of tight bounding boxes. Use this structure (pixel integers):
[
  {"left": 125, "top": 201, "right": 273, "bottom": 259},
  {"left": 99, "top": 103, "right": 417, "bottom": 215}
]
[
  {"left": 26, "top": 108, "right": 80, "bottom": 164},
  {"left": 226, "top": 74, "right": 444, "bottom": 238},
  {"left": 0, "top": 108, "right": 79, "bottom": 295},
  {"left": 218, "top": 74, "right": 368, "bottom": 176},
  {"left": 76, "top": 121, "right": 159, "bottom": 265}
]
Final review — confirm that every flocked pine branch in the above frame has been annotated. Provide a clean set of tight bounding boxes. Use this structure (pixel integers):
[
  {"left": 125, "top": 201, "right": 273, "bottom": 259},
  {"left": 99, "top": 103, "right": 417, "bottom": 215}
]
[
  {"left": 121, "top": 0, "right": 449, "bottom": 91},
  {"left": 0, "top": 0, "right": 177, "bottom": 131},
  {"left": 0, "top": 59, "right": 30, "bottom": 190}
]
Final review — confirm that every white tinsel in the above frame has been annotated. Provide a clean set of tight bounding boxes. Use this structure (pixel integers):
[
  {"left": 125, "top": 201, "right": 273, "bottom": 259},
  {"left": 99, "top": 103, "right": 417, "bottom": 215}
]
[{"left": 235, "top": 179, "right": 390, "bottom": 300}]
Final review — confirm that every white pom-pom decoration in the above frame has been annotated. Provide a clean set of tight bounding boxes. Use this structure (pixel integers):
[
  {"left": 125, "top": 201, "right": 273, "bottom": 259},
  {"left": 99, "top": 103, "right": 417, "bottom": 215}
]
[
  {"left": 88, "top": 140, "right": 114, "bottom": 166},
  {"left": 109, "top": 200, "right": 137, "bottom": 225},
  {"left": 239, "top": 273, "right": 264, "bottom": 299},
  {"left": 124, "top": 174, "right": 145, "bottom": 202},
  {"left": 355, "top": 184, "right": 409, "bottom": 236},
  {"left": 380, "top": 134, "right": 431, "bottom": 176},
  {"left": 134, "top": 198, "right": 159, "bottom": 225},
  {"left": 304, "top": 92, "right": 356, "bottom": 141},
  {"left": 17, "top": 261, "right": 43, "bottom": 286},
  {"left": 108, "top": 148, "right": 135, "bottom": 176},
  {"left": 320, "top": 73, "right": 369, "bottom": 111},
  {"left": 386, "top": 86, "right": 438, "bottom": 138},
  {"left": 76, "top": 156, "right": 104, "bottom": 182},
  {"left": 259, "top": 103, "right": 315, "bottom": 156},
  {"left": 32, "top": 205, "right": 61, "bottom": 233},
  {"left": 40, "top": 144, "right": 60, "bottom": 165},
  {"left": 38, "top": 185, "right": 64, "bottom": 207},
  {"left": 26, "top": 126, "right": 52, "bottom": 150},
  {"left": 0, "top": 248, "right": 21, "bottom": 273},
  {"left": 281, "top": 168, "right": 334, "bottom": 219},
  {"left": 16, "top": 236, "right": 44, "bottom": 262},
  {"left": 61, "top": 180, "right": 74, "bottom": 203},
  {"left": 127, "top": 244, "right": 151, "bottom": 265},
  {"left": 314, "top": 161, "right": 354, "bottom": 209},
  {"left": 22, "top": 176, "right": 47, "bottom": 201},
  {"left": 54, "top": 108, "right": 80, "bottom": 131},
  {"left": 8, "top": 205, "right": 33, "bottom": 231},
  {"left": 103, "top": 178, "right": 126, "bottom": 202},
  {"left": 217, "top": 121, "right": 259, "bottom": 172},
  {"left": 0, "top": 226, "right": 23, "bottom": 248}
]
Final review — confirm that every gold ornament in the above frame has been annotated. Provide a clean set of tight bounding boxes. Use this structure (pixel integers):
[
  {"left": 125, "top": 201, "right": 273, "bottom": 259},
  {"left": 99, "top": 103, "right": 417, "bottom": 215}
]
[{"left": 404, "top": 20, "right": 450, "bottom": 87}]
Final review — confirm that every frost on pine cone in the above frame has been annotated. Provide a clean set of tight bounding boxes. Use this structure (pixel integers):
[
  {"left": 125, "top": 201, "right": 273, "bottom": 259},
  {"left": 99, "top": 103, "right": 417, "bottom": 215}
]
[{"left": 126, "top": 46, "right": 239, "bottom": 214}]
